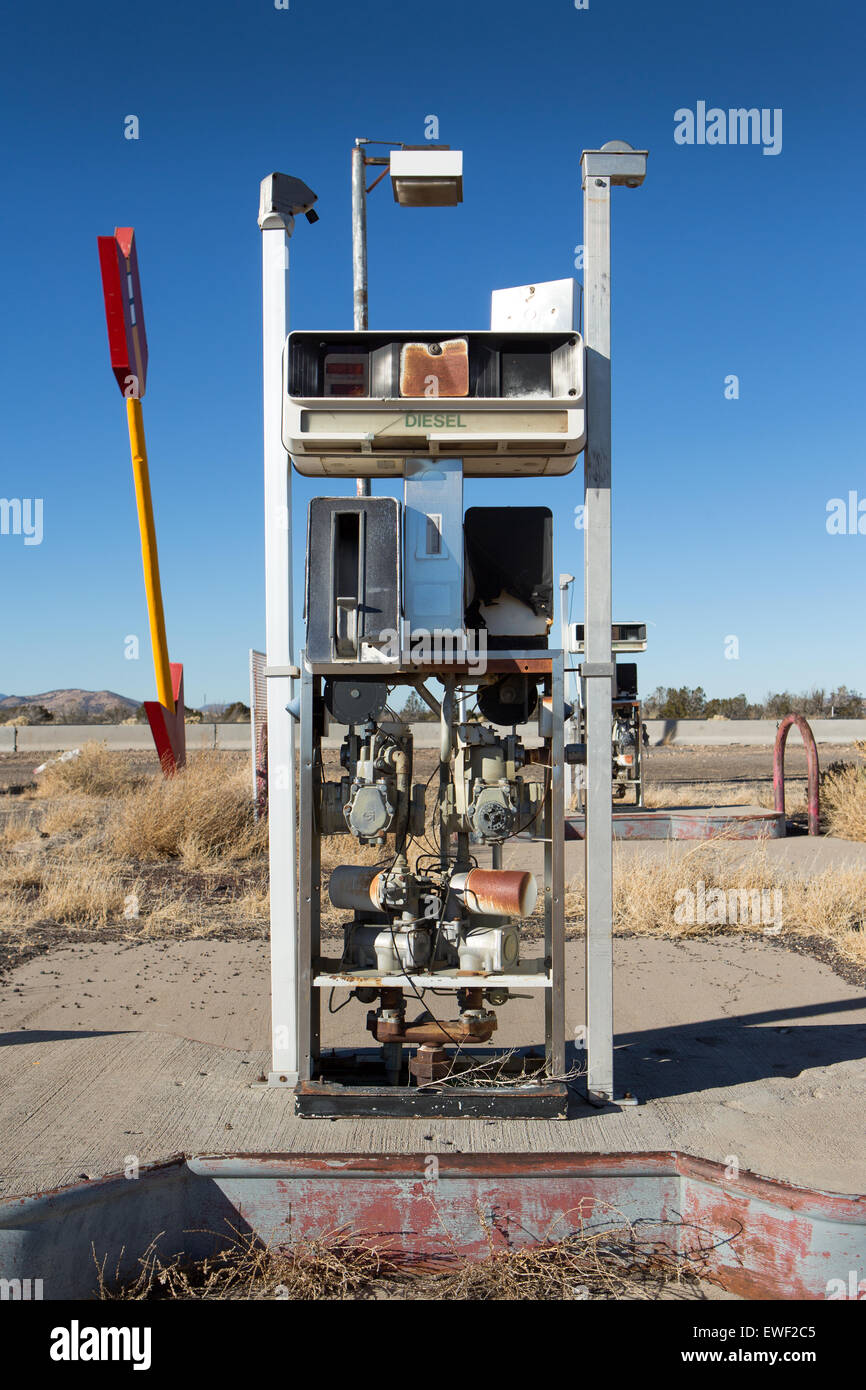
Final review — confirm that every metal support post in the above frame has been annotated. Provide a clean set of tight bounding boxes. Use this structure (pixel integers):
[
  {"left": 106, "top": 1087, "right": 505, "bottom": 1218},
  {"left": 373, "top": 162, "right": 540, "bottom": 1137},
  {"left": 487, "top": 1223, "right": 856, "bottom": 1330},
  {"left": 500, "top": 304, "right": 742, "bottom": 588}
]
[
  {"left": 259, "top": 178, "right": 300, "bottom": 1086},
  {"left": 545, "top": 652, "right": 566, "bottom": 1074},
  {"left": 297, "top": 663, "right": 320, "bottom": 1081},
  {"left": 580, "top": 142, "right": 647, "bottom": 1105}
]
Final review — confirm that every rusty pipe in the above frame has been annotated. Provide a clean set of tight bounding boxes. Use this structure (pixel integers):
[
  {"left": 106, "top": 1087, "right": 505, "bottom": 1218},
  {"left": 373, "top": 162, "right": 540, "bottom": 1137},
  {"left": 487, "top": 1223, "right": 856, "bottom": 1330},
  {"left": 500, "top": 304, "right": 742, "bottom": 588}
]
[
  {"left": 450, "top": 868, "right": 538, "bottom": 918},
  {"left": 773, "top": 713, "right": 820, "bottom": 836}
]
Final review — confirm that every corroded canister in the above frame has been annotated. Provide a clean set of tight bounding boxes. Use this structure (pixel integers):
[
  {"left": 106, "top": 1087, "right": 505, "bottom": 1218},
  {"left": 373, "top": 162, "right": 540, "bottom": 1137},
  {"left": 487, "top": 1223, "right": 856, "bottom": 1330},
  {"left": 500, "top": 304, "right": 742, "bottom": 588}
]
[
  {"left": 450, "top": 868, "right": 538, "bottom": 917},
  {"left": 328, "top": 865, "right": 384, "bottom": 912}
]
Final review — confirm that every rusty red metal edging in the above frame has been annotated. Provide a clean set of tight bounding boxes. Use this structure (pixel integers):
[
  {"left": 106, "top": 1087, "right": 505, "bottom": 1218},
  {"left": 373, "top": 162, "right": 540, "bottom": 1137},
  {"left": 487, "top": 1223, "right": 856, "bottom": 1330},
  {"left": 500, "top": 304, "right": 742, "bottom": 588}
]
[
  {"left": 774, "top": 713, "right": 820, "bottom": 835},
  {"left": 2, "top": 1151, "right": 864, "bottom": 1300},
  {"left": 566, "top": 809, "right": 785, "bottom": 841}
]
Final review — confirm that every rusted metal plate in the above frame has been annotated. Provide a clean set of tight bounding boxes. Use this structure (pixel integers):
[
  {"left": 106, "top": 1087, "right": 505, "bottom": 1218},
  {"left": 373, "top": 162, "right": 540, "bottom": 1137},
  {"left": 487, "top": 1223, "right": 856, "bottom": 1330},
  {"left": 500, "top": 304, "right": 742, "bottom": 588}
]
[
  {"left": 1, "top": 1151, "right": 863, "bottom": 1300},
  {"left": 308, "top": 657, "right": 553, "bottom": 677},
  {"left": 566, "top": 809, "right": 785, "bottom": 841},
  {"left": 400, "top": 339, "right": 469, "bottom": 397},
  {"left": 0, "top": 1151, "right": 863, "bottom": 1298}
]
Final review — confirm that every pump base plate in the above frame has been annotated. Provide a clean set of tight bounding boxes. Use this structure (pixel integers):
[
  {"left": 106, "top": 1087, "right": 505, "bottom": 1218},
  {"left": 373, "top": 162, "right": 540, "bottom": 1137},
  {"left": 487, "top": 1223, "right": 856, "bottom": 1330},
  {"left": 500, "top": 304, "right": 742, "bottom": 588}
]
[{"left": 295, "top": 1048, "right": 569, "bottom": 1118}]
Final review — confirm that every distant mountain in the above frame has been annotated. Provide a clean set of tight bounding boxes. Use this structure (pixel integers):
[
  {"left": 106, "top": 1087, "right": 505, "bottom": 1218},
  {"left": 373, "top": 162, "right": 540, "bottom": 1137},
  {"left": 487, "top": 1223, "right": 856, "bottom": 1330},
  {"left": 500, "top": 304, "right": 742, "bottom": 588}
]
[{"left": 0, "top": 689, "right": 140, "bottom": 716}]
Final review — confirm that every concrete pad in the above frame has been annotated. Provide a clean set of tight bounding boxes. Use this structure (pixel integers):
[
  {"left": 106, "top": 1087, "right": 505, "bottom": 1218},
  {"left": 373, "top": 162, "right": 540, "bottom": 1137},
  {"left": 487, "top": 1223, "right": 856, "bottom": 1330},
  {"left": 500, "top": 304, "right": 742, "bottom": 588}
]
[{"left": 1, "top": 936, "right": 864, "bottom": 1197}]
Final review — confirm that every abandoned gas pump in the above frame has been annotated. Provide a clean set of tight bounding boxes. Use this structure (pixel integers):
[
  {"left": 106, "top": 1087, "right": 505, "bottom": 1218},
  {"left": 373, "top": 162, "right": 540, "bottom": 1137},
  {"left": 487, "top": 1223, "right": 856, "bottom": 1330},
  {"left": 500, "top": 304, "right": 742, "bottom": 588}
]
[
  {"left": 260, "top": 141, "right": 648, "bottom": 1114},
  {"left": 571, "top": 622, "right": 648, "bottom": 805},
  {"left": 293, "top": 457, "right": 568, "bottom": 1111}
]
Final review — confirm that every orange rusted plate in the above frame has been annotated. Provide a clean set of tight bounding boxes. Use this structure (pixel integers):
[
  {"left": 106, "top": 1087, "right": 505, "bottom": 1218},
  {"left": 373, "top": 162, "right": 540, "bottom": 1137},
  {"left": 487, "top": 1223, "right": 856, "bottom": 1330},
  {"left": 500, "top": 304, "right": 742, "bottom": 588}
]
[{"left": 400, "top": 339, "right": 469, "bottom": 397}]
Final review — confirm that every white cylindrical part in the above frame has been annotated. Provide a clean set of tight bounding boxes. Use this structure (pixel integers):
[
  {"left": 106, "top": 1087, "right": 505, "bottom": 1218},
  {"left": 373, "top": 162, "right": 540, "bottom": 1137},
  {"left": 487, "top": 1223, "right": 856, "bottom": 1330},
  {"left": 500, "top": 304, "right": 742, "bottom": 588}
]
[{"left": 539, "top": 695, "right": 575, "bottom": 741}]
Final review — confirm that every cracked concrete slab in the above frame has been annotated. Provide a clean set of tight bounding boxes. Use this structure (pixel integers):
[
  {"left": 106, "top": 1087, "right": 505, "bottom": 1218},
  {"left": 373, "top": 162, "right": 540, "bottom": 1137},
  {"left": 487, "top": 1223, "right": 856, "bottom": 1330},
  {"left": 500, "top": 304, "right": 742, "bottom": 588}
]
[{"left": 1, "top": 936, "right": 864, "bottom": 1198}]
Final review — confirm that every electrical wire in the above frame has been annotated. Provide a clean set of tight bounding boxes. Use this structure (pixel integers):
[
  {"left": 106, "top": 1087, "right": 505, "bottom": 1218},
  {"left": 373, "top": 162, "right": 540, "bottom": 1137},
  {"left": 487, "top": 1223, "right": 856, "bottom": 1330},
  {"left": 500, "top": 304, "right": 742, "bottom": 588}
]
[{"left": 327, "top": 988, "right": 352, "bottom": 1015}]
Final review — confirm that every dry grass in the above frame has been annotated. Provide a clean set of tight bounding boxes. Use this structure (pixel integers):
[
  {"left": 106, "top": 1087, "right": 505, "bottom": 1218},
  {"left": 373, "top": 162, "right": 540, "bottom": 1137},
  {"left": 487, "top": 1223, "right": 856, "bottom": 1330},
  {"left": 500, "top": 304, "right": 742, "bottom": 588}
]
[
  {"left": 0, "top": 851, "right": 130, "bottom": 926},
  {"left": 3, "top": 745, "right": 866, "bottom": 970},
  {"left": 823, "top": 765, "right": 866, "bottom": 842},
  {"left": 0, "top": 814, "right": 40, "bottom": 847},
  {"left": 564, "top": 839, "right": 866, "bottom": 966},
  {"left": 37, "top": 797, "right": 103, "bottom": 837},
  {"left": 33, "top": 743, "right": 143, "bottom": 799},
  {"left": 0, "top": 755, "right": 271, "bottom": 953},
  {"left": 37, "top": 862, "right": 129, "bottom": 925},
  {"left": 109, "top": 754, "right": 267, "bottom": 864},
  {"left": 642, "top": 781, "right": 799, "bottom": 812},
  {"left": 643, "top": 783, "right": 752, "bottom": 809},
  {"left": 98, "top": 1208, "right": 715, "bottom": 1302}
]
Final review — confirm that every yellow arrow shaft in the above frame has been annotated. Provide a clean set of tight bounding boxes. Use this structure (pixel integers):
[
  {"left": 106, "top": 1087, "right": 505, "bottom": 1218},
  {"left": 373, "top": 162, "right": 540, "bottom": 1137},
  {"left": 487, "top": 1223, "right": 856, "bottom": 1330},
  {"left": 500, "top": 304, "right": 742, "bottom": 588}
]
[{"left": 126, "top": 397, "right": 174, "bottom": 713}]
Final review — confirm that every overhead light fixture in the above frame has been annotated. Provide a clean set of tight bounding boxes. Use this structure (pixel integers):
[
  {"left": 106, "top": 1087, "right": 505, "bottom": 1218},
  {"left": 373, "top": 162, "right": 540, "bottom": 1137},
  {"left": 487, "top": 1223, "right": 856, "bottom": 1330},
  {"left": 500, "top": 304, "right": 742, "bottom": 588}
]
[{"left": 389, "top": 148, "right": 464, "bottom": 207}]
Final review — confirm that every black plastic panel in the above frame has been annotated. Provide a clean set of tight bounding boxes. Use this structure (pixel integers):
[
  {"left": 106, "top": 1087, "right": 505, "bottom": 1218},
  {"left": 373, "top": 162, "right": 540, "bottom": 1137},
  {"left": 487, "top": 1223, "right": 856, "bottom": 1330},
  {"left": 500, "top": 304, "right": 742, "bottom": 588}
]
[{"left": 305, "top": 498, "right": 400, "bottom": 663}]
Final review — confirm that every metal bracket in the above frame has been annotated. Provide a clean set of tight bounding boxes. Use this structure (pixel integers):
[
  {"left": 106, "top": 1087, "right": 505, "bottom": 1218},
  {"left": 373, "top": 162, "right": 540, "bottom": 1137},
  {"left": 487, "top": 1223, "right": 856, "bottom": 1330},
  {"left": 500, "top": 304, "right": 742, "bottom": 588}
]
[
  {"left": 263, "top": 1071, "right": 299, "bottom": 1088},
  {"left": 264, "top": 665, "right": 300, "bottom": 678},
  {"left": 581, "top": 143, "right": 648, "bottom": 189},
  {"left": 580, "top": 662, "right": 615, "bottom": 678},
  {"left": 587, "top": 1089, "right": 641, "bottom": 1109}
]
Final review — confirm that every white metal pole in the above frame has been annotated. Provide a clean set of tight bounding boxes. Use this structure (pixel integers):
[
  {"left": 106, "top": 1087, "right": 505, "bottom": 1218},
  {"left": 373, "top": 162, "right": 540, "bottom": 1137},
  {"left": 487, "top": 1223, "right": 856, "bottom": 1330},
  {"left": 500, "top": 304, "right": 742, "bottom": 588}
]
[
  {"left": 581, "top": 162, "right": 615, "bottom": 1104},
  {"left": 259, "top": 183, "right": 299, "bottom": 1086},
  {"left": 579, "top": 143, "right": 647, "bottom": 1106}
]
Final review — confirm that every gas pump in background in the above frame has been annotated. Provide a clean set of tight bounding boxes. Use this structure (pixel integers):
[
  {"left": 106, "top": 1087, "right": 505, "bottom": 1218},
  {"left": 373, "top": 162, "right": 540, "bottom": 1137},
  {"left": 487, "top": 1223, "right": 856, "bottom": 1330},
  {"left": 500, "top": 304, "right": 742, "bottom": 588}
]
[{"left": 570, "top": 622, "right": 648, "bottom": 808}]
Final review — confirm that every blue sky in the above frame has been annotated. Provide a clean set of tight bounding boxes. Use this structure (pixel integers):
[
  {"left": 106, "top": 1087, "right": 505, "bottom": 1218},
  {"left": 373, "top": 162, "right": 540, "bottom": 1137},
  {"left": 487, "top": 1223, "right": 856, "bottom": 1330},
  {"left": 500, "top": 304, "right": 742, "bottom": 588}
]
[{"left": 0, "top": 0, "right": 862, "bottom": 707}]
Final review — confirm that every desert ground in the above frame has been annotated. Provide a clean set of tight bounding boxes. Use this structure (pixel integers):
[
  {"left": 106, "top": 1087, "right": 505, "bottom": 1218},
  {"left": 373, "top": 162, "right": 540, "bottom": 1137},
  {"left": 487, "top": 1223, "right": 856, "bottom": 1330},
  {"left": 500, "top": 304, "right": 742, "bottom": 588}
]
[{"left": 2, "top": 739, "right": 865, "bottom": 1296}]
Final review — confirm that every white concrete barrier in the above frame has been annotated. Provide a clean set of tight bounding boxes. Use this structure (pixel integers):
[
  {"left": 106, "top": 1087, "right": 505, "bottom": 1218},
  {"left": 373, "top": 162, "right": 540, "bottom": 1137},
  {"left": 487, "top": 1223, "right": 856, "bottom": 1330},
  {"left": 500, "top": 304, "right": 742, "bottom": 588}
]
[
  {"left": 3, "top": 718, "right": 865, "bottom": 754},
  {"left": 215, "top": 725, "right": 253, "bottom": 751},
  {"left": 10, "top": 724, "right": 217, "bottom": 752},
  {"left": 14, "top": 724, "right": 158, "bottom": 751},
  {"left": 644, "top": 718, "right": 866, "bottom": 746}
]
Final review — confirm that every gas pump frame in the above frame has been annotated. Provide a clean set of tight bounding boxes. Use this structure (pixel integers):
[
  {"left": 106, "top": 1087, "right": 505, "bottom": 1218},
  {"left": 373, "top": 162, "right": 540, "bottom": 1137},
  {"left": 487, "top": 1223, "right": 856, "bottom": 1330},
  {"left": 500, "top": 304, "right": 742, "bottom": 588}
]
[{"left": 258, "top": 142, "right": 648, "bottom": 1115}]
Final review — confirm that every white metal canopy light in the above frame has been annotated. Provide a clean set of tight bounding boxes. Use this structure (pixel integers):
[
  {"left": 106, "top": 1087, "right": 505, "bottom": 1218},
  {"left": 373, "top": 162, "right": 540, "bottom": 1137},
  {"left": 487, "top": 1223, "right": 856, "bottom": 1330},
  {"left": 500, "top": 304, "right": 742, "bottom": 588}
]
[{"left": 389, "top": 148, "right": 464, "bottom": 206}]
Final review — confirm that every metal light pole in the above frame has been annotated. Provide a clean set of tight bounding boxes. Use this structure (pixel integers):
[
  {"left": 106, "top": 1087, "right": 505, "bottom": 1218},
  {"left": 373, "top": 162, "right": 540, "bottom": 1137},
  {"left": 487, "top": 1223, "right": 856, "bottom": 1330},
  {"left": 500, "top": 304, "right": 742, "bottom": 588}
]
[
  {"left": 579, "top": 141, "right": 647, "bottom": 1106},
  {"left": 352, "top": 143, "right": 371, "bottom": 497},
  {"left": 351, "top": 139, "right": 464, "bottom": 497}
]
